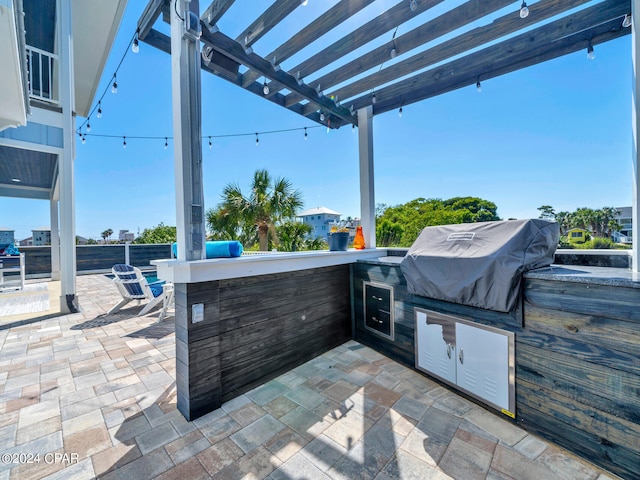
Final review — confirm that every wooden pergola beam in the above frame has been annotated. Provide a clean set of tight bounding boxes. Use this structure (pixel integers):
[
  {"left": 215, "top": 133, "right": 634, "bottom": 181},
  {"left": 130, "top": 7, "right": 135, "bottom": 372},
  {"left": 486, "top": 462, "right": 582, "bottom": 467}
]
[
  {"left": 200, "top": 27, "right": 356, "bottom": 126},
  {"left": 201, "top": 0, "right": 235, "bottom": 27},
  {"left": 351, "top": 15, "right": 629, "bottom": 116},
  {"left": 242, "top": 0, "right": 377, "bottom": 88},
  {"left": 235, "top": 0, "right": 300, "bottom": 49},
  {"left": 266, "top": 0, "right": 445, "bottom": 97},
  {"left": 137, "top": 0, "right": 165, "bottom": 40},
  {"left": 312, "top": 0, "right": 594, "bottom": 110}
]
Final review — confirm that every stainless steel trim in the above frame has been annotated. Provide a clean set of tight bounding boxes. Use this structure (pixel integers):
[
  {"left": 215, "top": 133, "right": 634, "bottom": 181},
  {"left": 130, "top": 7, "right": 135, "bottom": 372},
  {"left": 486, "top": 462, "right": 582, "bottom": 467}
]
[{"left": 362, "top": 280, "right": 394, "bottom": 341}]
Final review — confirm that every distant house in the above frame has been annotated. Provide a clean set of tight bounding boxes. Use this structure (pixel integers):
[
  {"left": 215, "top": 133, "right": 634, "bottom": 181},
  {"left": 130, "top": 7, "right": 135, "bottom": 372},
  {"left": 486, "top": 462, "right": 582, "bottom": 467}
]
[
  {"left": 567, "top": 228, "right": 589, "bottom": 244},
  {"left": 19, "top": 237, "right": 32, "bottom": 247},
  {"left": 118, "top": 230, "right": 135, "bottom": 243},
  {"left": 297, "top": 207, "right": 341, "bottom": 240},
  {"left": 32, "top": 227, "right": 51, "bottom": 246},
  {"left": 613, "top": 206, "right": 632, "bottom": 244},
  {"left": 0, "top": 228, "right": 15, "bottom": 246}
]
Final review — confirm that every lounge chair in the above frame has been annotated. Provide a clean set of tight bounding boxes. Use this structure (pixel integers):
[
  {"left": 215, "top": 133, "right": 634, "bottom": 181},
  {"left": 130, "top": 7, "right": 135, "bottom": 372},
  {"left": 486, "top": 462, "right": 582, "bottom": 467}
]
[{"left": 108, "top": 264, "right": 172, "bottom": 319}]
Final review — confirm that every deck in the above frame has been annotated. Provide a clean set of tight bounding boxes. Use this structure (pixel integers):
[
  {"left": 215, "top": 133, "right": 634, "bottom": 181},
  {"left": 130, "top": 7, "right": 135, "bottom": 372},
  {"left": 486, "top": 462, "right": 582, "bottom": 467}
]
[{"left": 0, "top": 273, "right": 621, "bottom": 479}]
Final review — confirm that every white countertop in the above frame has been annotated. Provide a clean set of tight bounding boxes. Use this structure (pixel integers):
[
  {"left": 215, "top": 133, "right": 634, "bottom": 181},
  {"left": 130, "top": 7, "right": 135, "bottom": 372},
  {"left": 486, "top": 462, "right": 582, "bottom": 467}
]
[{"left": 151, "top": 248, "right": 386, "bottom": 283}]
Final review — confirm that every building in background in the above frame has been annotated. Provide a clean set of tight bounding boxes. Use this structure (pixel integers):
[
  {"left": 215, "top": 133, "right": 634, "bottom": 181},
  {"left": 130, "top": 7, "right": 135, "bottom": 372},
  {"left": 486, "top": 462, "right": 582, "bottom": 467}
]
[
  {"left": 118, "top": 230, "right": 135, "bottom": 243},
  {"left": 613, "top": 207, "right": 632, "bottom": 244},
  {"left": 32, "top": 227, "right": 51, "bottom": 245},
  {"left": 298, "top": 207, "right": 341, "bottom": 240},
  {"left": 0, "top": 228, "right": 15, "bottom": 246}
]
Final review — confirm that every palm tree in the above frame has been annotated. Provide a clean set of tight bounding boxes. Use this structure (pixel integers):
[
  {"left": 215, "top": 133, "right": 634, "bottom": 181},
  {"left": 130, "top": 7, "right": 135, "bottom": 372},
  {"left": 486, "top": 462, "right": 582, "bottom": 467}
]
[
  {"left": 207, "top": 169, "right": 303, "bottom": 251},
  {"left": 101, "top": 229, "right": 111, "bottom": 243}
]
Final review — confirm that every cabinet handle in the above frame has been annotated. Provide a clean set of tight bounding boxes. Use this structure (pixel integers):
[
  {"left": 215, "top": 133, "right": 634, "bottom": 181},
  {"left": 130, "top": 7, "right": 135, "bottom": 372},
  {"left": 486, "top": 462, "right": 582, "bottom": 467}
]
[
  {"left": 458, "top": 348, "right": 464, "bottom": 365},
  {"left": 447, "top": 344, "right": 452, "bottom": 359},
  {"left": 371, "top": 296, "right": 383, "bottom": 301},
  {"left": 371, "top": 316, "right": 383, "bottom": 324},
  {"left": 378, "top": 309, "right": 390, "bottom": 315}
]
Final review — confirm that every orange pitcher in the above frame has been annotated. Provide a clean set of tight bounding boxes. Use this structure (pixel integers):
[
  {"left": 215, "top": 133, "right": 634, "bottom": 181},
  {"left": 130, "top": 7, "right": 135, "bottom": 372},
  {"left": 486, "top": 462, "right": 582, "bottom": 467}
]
[{"left": 354, "top": 226, "right": 365, "bottom": 249}]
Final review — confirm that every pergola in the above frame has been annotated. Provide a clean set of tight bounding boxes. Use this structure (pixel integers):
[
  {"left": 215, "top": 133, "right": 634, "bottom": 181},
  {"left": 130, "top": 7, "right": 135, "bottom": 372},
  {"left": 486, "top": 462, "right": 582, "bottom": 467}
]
[{"left": 136, "top": 0, "right": 637, "bottom": 267}]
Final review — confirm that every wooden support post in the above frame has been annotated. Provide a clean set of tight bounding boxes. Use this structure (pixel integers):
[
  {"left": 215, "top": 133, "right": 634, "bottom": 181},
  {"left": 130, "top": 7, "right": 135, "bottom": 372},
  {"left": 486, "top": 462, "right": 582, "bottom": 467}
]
[
  {"left": 633, "top": 0, "right": 639, "bottom": 272},
  {"left": 358, "top": 106, "right": 376, "bottom": 249}
]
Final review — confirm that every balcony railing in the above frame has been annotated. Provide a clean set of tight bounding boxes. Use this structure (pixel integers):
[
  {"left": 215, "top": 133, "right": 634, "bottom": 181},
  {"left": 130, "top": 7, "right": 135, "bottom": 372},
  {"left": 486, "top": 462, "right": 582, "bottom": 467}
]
[{"left": 26, "top": 45, "right": 58, "bottom": 104}]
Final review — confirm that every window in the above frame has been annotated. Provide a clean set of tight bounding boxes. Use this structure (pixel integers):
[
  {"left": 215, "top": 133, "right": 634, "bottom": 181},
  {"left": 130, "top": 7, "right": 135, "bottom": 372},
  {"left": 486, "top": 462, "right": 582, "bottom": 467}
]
[
  {"left": 322, "top": 226, "right": 326, "bottom": 230},
  {"left": 571, "top": 232, "right": 582, "bottom": 238}
]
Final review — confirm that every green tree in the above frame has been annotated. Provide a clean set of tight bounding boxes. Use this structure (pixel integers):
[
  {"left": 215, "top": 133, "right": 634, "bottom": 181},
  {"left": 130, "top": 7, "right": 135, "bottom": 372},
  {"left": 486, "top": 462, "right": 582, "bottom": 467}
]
[
  {"left": 537, "top": 205, "right": 555, "bottom": 220},
  {"left": 276, "top": 221, "right": 324, "bottom": 252},
  {"left": 206, "top": 169, "right": 303, "bottom": 251},
  {"left": 135, "top": 223, "right": 177, "bottom": 244},
  {"left": 376, "top": 196, "right": 500, "bottom": 247},
  {"left": 101, "top": 229, "right": 112, "bottom": 243}
]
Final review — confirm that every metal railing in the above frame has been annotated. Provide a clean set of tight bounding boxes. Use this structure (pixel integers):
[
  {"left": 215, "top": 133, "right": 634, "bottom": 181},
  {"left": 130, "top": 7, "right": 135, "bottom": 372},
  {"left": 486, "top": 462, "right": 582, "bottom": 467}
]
[{"left": 26, "top": 45, "right": 58, "bottom": 104}]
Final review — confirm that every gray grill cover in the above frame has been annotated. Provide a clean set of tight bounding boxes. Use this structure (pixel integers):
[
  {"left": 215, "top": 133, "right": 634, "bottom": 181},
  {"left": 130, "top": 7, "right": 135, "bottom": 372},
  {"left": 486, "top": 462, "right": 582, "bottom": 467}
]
[{"left": 399, "top": 219, "right": 559, "bottom": 313}]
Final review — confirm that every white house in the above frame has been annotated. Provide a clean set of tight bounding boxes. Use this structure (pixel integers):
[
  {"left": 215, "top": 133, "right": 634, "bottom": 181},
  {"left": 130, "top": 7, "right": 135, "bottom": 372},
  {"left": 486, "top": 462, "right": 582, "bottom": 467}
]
[
  {"left": 298, "top": 207, "right": 341, "bottom": 241},
  {"left": 0, "top": 227, "right": 15, "bottom": 246},
  {"left": 613, "top": 206, "right": 633, "bottom": 243},
  {"left": 32, "top": 227, "right": 51, "bottom": 246}
]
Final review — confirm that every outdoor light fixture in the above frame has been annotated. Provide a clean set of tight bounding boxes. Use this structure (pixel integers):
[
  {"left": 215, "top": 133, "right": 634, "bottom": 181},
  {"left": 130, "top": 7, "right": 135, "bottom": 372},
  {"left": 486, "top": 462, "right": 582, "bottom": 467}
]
[
  {"left": 476, "top": 80, "right": 482, "bottom": 92},
  {"left": 587, "top": 43, "right": 595, "bottom": 60},
  {"left": 86, "top": 119, "right": 91, "bottom": 132},
  {"left": 623, "top": 14, "right": 632, "bottom": 28},
  {"left": 97, "top": 101, "right": 102, "bottom": 118},
  {"left": 132, "top": 36, "right": 139, "bottom": 53},
  {"left": 263, "top": 78, "right": 270, "bottom": 95},
  {"left": 409, "top": 0, "right": 418, "bottom": 12},
  {"left": 164, "top": 137, "right": 168, "bottom": 149},
  {"left": 111, "top": 76, "right": 118, "bottom": 94},
  {"left": 519, "top": 1, "right": 529, "bottom": 19}
]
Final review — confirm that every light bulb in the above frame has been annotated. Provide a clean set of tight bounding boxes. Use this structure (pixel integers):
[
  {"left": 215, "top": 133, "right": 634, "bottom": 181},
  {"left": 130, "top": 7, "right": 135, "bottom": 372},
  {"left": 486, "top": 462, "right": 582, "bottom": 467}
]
[
  {"left": 208, "top": 137, "right": 212, "bottom": 149},
  {"left": 255, "top": 134, "right": 259, "bottom": 146},
  {"left": 81, "top": 135, "right": 86, "bottom": 144},
  {"left": 304, "top": 128, "right": 308, "bottom": 140},
  {"left": 263, "top": 79, "right": 269, "bottom": 95},
  {"left": 97, "top": 103, "right": 102, "bottom": 118},
  {"left": 623, "top": 14, "right": 632, "bottom": 28},
  {"left": 409, "top": 0, "right": 417, "bottom": 12},
  {"left": 372, "top": 93, "right": 377, "bottom": 104},
  {"left": 123, "top": 137, "right": 127, "bottom": 148},
  {"left": 476, "top": 81, "right": 482, "bottom": 92},
  {"left": 132, "top": 37, "right": 139, "bottom": 53},
  {"left": 587, "top": 44, "right": 595, "bottom": 60},
  {"left": 86, "top": 120, "right": 91, "bottom": 132},
  {"left": 111, "top": 80, "right": 118, "bottom": 94},
  {"left": 519, "top": 1, "right": 529, "bottom": 19},
  {"left": 320, "top": 112, "right": 325, "bottom": 121},
  {"left": 164, "top": 137, "right": 168, "bottom": 149},
  {"left": 352, "top": 124, "right": 355, "bottom": 132},
  {"left": 390, "top": 47, "right": 397, "bottom": 59},
  {"left": 301, "top": 0, "right": 308, "bottom": 5},
  {"left": 399, "top": 106, "right": 403, "bottom": 117}
]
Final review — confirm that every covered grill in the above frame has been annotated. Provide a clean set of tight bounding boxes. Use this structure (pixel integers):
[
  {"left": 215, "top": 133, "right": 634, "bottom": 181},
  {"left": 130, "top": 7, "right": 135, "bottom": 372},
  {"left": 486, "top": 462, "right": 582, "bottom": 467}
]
[{"left": 399, "top": 219, "right": 559, "bottom": 313}]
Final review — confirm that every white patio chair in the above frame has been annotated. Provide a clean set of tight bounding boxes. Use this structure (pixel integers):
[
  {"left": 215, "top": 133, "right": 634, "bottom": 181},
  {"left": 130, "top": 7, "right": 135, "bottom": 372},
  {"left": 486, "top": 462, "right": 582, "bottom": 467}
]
[{"left": 108, "top": 264, "right": 172, "bottom": 320}]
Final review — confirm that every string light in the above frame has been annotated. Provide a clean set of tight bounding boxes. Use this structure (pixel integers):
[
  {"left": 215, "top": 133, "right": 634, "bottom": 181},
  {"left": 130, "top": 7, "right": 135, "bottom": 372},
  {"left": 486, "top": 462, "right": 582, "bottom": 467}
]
[
  {"left": 622, "top": 14, "right": 632, "bottom": 28},
  {"left": 352, "top": 124, "right": 355, "bottom": 132},
  {"left": 371, "top": 93, "right": 377, "bottom": 104},
  {"left": 96, "top": 101, "right": 102, "bottom": 118},
  {"left": 255, "top": 133, "right": 259, "bottom": 146},
  {"left": 409, "top": 0, "right": 417, "bottom": 12},
  {"left": 399, "top": 106, "right": 403, "bottom": 117},
  {"left": 86, "top": 119, "right": 91, "bottom": 132},
  {"left": 519, "top": 1, "right": 529, "bottom": 19},
  {"left": 263, "top": 78, "right": 270, "bottom": 95},
  {"left": 587, "top": 43, "right": 595, "bottom": 60},
  {"left": 164, "top": 137, "right": 168, "bottom": 149},
  {"left": 208, "top": 136, "right": 212, "bottom": 149},
  {"left": 81, "top": 135, "right": 86, "bottom": 144},
  {"left": 304, "top": 127, "right": 308, "bottom": 140},
  {"left": 132, "top": 35, "right": 140, "bottom": 53},
  {"left": 390, "top": 47, "right": 397, "bottom": 59},
  {"left": 476, "top": 79, "right": 482, "bottom": 92},
  {"left": 123, "top": 136, "right": 127, "bottom": 148},
  {"left": 301, "top": 0, "right": 308, "bottom": 6},
  {"left": 111, "top": 74, "right": 118, "bottom": 94}
]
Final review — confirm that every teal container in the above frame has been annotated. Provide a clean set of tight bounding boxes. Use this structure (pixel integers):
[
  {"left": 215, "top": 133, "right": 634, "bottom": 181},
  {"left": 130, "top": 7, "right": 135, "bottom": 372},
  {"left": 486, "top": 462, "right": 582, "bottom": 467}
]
[{"left": 328, "top": 232, "right": 349, "bottom": 251}]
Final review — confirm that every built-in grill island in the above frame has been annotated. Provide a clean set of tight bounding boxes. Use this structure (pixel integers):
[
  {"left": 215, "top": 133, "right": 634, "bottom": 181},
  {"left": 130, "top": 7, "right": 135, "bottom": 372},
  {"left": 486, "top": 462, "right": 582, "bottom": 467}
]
[{"left": 352, "top": 219, "right": 640, "bottom": 480}]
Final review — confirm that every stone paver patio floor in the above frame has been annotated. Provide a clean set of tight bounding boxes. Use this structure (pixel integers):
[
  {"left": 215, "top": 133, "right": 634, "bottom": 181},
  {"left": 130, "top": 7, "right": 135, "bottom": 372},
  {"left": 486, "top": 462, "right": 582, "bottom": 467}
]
[{"left": 0, "top": 274, "right": 621, "bottom": 479}]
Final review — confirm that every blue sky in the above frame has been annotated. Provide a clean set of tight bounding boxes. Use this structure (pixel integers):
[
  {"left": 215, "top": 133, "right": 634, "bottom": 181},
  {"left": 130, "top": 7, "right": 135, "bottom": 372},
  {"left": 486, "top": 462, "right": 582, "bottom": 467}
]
[{"left": 4, "top": 2, "right": 633, "bottom": 241}]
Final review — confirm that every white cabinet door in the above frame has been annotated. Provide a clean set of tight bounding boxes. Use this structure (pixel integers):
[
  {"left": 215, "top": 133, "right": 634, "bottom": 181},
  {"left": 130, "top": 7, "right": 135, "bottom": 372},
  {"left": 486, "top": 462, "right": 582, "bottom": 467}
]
[
  {"left": 415, "top": 310, "right": 456, "bottom": 384},
  {"left": 455, "top": 321, "right": 511, "bottom": 412}
]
